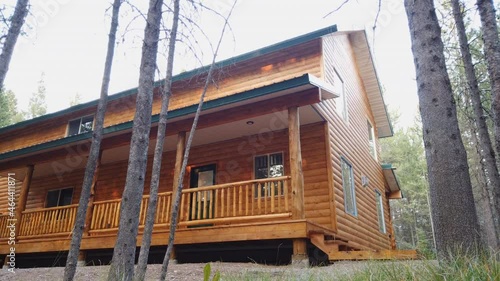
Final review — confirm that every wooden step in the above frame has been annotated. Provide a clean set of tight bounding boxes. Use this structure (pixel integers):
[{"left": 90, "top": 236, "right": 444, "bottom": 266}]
[{"left": 309, "top": 233, "right": 418, "bottom": 261}]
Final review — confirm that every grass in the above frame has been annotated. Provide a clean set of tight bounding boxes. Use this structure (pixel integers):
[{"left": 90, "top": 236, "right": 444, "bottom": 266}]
[{"left": 221, "top": 252, "right": 500, "bottom": 281}]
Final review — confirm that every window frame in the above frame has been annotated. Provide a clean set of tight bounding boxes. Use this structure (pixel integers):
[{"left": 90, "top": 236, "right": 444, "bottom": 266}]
[
  {"left": 367, "top": 120, "right": 377, "bottom": 160},
  {"left": 333, "top": 68, "right": 347, "bottom": 122},
  {"left": 45, "top": 187, "right": 74, "bottom": 208},
  {"left": 375, "top": 189, "right": 387, "bottom": 234},
  {"left": 67, "top": 115, "right": 94, "bottom": 136},
  {"left": 253, "top": 152, "right": 285, "bottom": 198},
  {"left": 340, "top": 157, "right": 357, "bottom": 217}
]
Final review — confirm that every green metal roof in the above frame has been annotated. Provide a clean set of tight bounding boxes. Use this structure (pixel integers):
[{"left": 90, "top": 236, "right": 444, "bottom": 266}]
[
  {"left": 0, "top": 24, "right": 338, "bottom": 135},
  {"left": 382, "top": 163, "right": 403, "bottom": 198},
  {"left": 0, "top": 74, "right": 323, "bottom": 161}
]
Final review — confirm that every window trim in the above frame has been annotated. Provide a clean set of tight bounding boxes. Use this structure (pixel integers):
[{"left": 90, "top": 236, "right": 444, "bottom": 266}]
[
  {"left": 67, "top": 115, "right": 94, "bottom": 136},
  {"left": 367, "top": 119, "right": 377, "bottom": 160},
  {"left": 45, "top": 187, "right": 74, "bottom": 208},
  {"left": 253, "top": 151, "right": 285, "bottom": 198},
  {"left": 375, "top": 189, "right": 387, "bottom": 234},
  {"left": 340, "top": 157, "right": 357, "bottom": 217},
  {"left": 333, "top": 68, "right": 347, "bottom": 122}
]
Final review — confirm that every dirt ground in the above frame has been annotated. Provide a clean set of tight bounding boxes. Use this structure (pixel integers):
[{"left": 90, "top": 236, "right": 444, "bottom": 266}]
[{"left": 0, "top": 261, "right": 375, "bottom": 281}]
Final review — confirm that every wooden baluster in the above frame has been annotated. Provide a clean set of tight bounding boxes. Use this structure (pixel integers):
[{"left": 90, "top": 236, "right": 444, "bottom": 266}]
[
  {"left": 251, "top": 184, "right": 255, "bottom": 215},
  {"left": 226, "top": 187, "right": 230, "bottom": 217},
  {"left": 166, "top": 194, "right": 171, "bottom": 223},
  {"left": 214, "top": 189, "right": 219, "bottom": 218},
  {"left": 28, "top": 213, "right": 33, "bottom": 236},
  {"left": 232, "top": 186, "right": 236, "bottom": 217},
  {"left": 221, "top": 189, "right": 225, "bottom": 218},
  {"left": 271, "top": 180, "right": 275, "bottom": 213},
  {"left": 57, "top": 209, "right": 62, "bottom": 233},
  {"left": 91, "top": 205, "right": 98, "bottom": 230},
  {"left": 284, "top": 179, "right": 289, "bottom": 212},
  {"left": 238, "top": 185, "right": 242, "bottom": 216},
  {"left": 278, "top": 181, "right": 282, "bottom": 213},
  {"left": 46, "top": 210, "right": 52, "bottom": 234},
  {"left": 257, "top": 183, "right": 261, "bottom": 215},
  {"left": 115, "top": 202, "right": 121, "bottom": 228},
  {"left": 70, "top": 206, "right": 76, "bottom": 232},
  {"left": 208, "top": 191, "right": 213, "bottom": 219},
  {"left": 103, "top": 203, "right": 110, "bottom": 229},
  {"left": 264, "top": 183, "right": 268, "bottom": 215},
  {"left": 202, "top": 191, "right": 207, "bottom": 219},
  {"left": 39, "top": 212, "right": 44, "bottom": 234},
  {"left": 179, "top": 193, "right": 184, "bottom": 222},
  {"left": 191, "top": 193, "right": 196, "bottom": 220},
  {"left": 245, "top": 184, "right": 249, "bottom": 216}
]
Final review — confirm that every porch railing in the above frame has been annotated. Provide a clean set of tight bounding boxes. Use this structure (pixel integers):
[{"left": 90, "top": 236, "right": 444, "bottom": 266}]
[
  {"left": 89, "top": 192, "right": 173, "bottom": 234},
  {"left": 18, "top": 204, "right": 78, "bottom": 237},
  {"left": 179, "top": 176, "right": 292, "bottom": 226},
  {"left": 0, "top": 214, "right": 10, "bottom": 239},
  {"left": 89, "top": 176, "right": 291, "bottom": 232}
]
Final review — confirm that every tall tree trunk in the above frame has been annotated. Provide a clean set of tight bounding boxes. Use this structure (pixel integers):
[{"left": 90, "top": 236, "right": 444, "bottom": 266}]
[
  {"left": 477, "top": 0, "right": 500, "bottom": 236},
  {"left": 470, "top": 119, "right": 499, "bottom": 249},
  {"left": 158, "top": 3, "right": 237, "bottom": 280},
  {"left": 62, "top": 1, "right": 122, "bottom": 280},
  {"left": 0, "top": 0, "right": 29, "bottom": 89},
  {"left": 451, "top": 0, "right": 500, "bottom": 249},
  {"left": 134, "top": 0, "right": 180, "bottom": 280},
  {"left": 404, "top": 0, "right": 481, "bottom": 257},
  {"left": 107, "top": 1, "right": 163, "bottom": 280}
]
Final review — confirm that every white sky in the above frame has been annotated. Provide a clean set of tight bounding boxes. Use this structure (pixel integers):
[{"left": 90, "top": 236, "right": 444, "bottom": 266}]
[{"left": 4, "top": 0, "right": 419, "bottom": 129}]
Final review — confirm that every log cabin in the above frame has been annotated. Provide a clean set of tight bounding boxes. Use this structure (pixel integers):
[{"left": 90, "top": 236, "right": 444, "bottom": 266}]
[{"left": 0, "top": 25, "right": 415, "bottom": 267}]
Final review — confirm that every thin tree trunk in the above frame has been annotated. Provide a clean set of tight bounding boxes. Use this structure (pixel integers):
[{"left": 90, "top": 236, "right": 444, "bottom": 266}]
[
  {"left": 404, "top": 0, "right": 481, "bottom": 257},
  {"left": 477, "top": 0, "right": 500, "bottom": 238},
  {"left": 451, "top": 0, "right": 500, "bottom": 249},
  {"left": 158, "top": 2, "right": 237, "bottom": 280},
  {"left": 134, "top": 1, "right": 180, "bottom": 280},
  {"left": 107, "top": 1, "right": 163, "bottom": 280},
  {"left": 470, "top": 120, "right": 499, "bottom": 249},
  {"left": 63, "top": 1, "right": 122, "bottom": 280},
  {"left": 0, "top": 0, "right": 29, "bottom": 89}
]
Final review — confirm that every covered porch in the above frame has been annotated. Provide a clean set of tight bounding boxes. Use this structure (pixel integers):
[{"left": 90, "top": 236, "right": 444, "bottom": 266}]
[{"left": 0, "top": 74, "right": 337, "bottom": 263}]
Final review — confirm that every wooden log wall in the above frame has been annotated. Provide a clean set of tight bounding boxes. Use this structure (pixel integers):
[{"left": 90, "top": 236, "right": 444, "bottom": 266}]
[
  {"left": 0, "top": 40, "right": 323, "bottom": 154},
  {"left": 25, "top": 169, "right": 84, "bottom": 210},
  {"left": 314, "top": 33, "right": 392, "bottom": 250},
  {"left": 0, "top": 175, "right": 22, "bottom": 215}
]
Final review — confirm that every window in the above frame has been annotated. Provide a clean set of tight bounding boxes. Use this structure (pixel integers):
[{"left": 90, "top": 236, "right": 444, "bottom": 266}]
[
  {"left": 367, "top": 120, "right": 377, "bottom": 160},
  {"left": 334, "top": 69, "right": 347, "bottom": 121},
  {"left": 254, "top": 152, "right": 284, "bottom": 197},
  {"left": 341, "top": 158, "right": 357, "bottom": 216},
  {"left": 46, "top": 188, "right": 73, "bottom": 208},
  {"left": 375, "top": 190, "right": 386, "bottom": 233},
  {"left": 68, "top": 115, "right": 94, "bottom": 136}
]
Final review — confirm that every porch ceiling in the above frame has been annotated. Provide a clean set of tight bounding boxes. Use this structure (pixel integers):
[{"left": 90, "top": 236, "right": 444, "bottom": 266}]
[{"left": 105, "top": 105, "right": 322, "bottom": 162}]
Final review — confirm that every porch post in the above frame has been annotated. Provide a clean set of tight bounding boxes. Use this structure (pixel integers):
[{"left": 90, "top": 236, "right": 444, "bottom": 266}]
[
  {"left": 172, "top": 131, "right": 186, "bottom": 198},
  {"left": 288, "top": 106, "right": 308, "bottom": 265},
  {"left": 170, "top": 131, "right": 186, "bottom": 262},
  {"left": 14, "top": 165, "right": 34, "bottom": 238},
  {"left": 83, "top": 149, "right": 103, "bottom": 236}
]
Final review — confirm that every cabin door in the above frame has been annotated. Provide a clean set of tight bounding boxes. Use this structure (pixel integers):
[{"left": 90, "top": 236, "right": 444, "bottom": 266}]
[{"left": 189, "top": 164, "right": 216, "bottom": 222}]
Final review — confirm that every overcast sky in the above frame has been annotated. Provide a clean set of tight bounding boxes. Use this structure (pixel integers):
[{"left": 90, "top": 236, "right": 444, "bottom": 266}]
[{"left": 4, "top": 0, "right": 419, "bottom": 128}]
